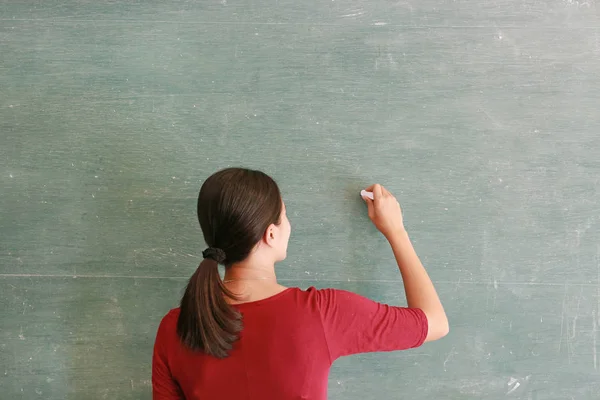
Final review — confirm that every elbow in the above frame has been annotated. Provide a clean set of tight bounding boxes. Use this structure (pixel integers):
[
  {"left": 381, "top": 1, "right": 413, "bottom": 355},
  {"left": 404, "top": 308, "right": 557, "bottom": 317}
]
[
  {"left": 439, "top": 319, "right": 450, "bottom": 338},
  {"left": 431, "top": 323, "right": 449, "bottom": 341},
  {"left": 424, "top": 313, "right": 450, "bottom": 342},
  {"left": 436, "top": 313, "right": 450, "bottom": 338}
]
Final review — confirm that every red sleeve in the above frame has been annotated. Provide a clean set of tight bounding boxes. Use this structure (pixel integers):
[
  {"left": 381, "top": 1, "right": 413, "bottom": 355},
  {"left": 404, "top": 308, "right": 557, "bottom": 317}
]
[
  {"left": 314, "top": 288, "right": 428, "bottom": 361},
  {"left": 152, "top": 314, "right": 185, "bottom": 400}
]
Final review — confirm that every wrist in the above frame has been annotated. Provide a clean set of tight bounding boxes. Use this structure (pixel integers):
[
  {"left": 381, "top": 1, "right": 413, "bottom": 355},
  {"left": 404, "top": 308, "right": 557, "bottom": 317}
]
[{"left": 385, "top": 228, "right": 409, "bottom": 243}]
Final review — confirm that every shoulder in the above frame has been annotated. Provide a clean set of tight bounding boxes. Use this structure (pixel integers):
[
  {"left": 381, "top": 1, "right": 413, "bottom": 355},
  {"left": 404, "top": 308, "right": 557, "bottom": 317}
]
[
  {"left": 302, "top": 286, "right": 361, "bottom": 301},
  {"left": 155, "top": 308, "right": 180, "bottom": 338},
  {"left": 161, "top": 307, "right": 181, "bottom": 322},
  {"left": 153, "top": 308, "right": 182, "bottom": 359},
  {"left": 289, "top": 286, "right": 360, "bottom": 310},
  {"left": 270, "top": 286, "right": 336, "bottom": 308},
  {"left": 288, "top": 285, "right": 335, "bottom": 300}
]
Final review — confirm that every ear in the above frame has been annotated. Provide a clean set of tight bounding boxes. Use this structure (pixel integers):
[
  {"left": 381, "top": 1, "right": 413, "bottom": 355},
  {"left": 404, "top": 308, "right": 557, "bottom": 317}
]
[{"left": 263, "top": 223, "right": 277, "bottom": 248}]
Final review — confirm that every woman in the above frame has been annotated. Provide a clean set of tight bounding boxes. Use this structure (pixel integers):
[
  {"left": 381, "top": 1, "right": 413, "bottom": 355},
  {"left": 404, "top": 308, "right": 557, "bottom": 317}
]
[{"left": 152, "top": 167, "right": 448, "bottom": 399}]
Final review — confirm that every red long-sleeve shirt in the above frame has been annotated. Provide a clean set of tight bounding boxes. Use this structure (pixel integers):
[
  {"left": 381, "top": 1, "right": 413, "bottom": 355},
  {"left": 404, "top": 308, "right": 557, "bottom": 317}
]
[{"left": 152, "top": 286, "right": 428, "bottom": 400}]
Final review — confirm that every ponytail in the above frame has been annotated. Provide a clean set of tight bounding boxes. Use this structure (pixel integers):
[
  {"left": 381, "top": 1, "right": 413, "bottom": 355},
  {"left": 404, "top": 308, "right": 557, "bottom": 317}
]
[
  {"left": 177, "top": 255, "right": 242, "bottom": 358},
  {"left": 184, "top": 167, "right": 283, "bottom": 357}
]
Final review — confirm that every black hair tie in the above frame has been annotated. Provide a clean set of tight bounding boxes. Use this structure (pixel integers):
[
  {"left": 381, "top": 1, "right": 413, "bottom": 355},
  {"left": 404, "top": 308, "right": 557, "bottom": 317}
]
[{"left": 202, "top": 247, "right": 226, "bottom": 264}]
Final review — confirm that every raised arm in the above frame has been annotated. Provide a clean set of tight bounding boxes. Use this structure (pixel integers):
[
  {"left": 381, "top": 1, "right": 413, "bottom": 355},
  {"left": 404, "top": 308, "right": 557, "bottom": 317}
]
[{"left": 362, "top": 184, "right": 449, "bottom": 342}]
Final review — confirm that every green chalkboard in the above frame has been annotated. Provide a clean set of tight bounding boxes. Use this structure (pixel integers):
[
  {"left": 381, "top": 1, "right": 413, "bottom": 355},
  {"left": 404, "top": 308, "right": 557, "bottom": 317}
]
[{"left": 1, "top": 1, "right": 599, "bottom": 399}]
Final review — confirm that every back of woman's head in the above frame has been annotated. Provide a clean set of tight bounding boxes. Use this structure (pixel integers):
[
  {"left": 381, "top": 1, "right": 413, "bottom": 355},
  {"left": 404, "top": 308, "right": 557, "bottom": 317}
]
[{"left": 177, "top": 167, "right": 283, "bottom": 358}]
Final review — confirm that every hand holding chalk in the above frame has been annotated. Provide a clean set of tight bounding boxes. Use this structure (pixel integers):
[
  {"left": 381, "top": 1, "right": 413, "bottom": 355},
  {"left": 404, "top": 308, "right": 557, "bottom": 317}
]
[
  {"left": 361, "top": 184, "right": 405, "bottom": 239},
  {"left": 360, "top": 189, "right": 374, "bottom": 200}
]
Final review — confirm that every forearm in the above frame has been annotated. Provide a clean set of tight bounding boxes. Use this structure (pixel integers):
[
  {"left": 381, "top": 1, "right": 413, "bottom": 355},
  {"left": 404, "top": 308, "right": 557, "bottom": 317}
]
[{"left": 387, "top": 230, "right": 449, "bottom": 340}]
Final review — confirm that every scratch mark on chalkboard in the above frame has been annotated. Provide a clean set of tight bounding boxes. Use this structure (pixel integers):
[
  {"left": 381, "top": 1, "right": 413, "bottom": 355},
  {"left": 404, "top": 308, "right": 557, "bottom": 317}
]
[
  {"left": 0, "top": 17, "right": 492, "bottom": 27},
  {"left": 454, "top": 278, "right": 461, "bottom": 292},
  {"left": 220, "top": 112, "right": 229, "bottom": 146},
  {"left": 443, "top": 347, "right": 456, "bottom": 371},
  {"left": 597, "top": 243, "right": 599, "bottom": 324},
  {"left": 593, "top": 312, "right": 597, "bottom": 370},
  {"left": 387, "top": 53, "right": 397, "bottom": 70},
  {"left": 486, "top": 277, "right": 498, "bottom": 310},
  {"left": 595, "top": 244, "right": 600, "bottom": 370},
  {"left": 108, "top": 296, "right": 125, "bottom": 336},
  {"left": 571, "top": 287, "right": 583, "bottom": 339},
  {"left": 340, "top": 9, "right": 365, "bottom": 18},
  {"left": 506, "top": 382, "right": 520, "bottom": 395},
  {"left": 506, "top": 377, "right": 520, "bottom": 395},
  {"left": 562, "top": 0, "right": 592, "bottom": 8},
  {"left": 559, "top": 284, "right": 568, "bottom": 353},
  {"left": 480, "top": 108, "right": 504, "bottom": 129}
]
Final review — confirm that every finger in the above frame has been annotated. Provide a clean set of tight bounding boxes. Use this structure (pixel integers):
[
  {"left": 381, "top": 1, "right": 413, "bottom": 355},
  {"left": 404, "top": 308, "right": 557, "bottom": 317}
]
[
  {"left": 364, "top": 183, "right": 383, "bottom": 191},
  {"left": 371, "top": 184, "right": 383, "bottom": 200}
]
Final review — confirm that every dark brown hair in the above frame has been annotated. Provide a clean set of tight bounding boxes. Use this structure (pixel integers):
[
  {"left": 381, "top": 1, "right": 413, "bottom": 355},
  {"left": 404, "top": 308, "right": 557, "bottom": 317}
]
[{"left": 177, "top": 167, "right": 283, "bottom": 358}]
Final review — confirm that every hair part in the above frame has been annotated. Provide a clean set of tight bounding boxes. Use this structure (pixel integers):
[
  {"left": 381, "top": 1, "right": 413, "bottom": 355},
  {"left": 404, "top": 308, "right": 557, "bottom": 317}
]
[{"left": 177, "top": 168, "right": 283, "bottom": 358}]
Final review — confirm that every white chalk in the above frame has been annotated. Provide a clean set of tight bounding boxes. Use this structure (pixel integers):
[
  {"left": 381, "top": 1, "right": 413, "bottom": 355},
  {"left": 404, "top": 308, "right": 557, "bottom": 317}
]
[{"left": 361, "top": 190, "right": 374, "bottom": 200}]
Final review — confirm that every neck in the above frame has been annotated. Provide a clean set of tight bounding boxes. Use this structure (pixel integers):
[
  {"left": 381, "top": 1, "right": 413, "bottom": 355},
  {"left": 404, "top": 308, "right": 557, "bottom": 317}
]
[{"left": 223, "top": 262, "right": 277, "bottom": 283}]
